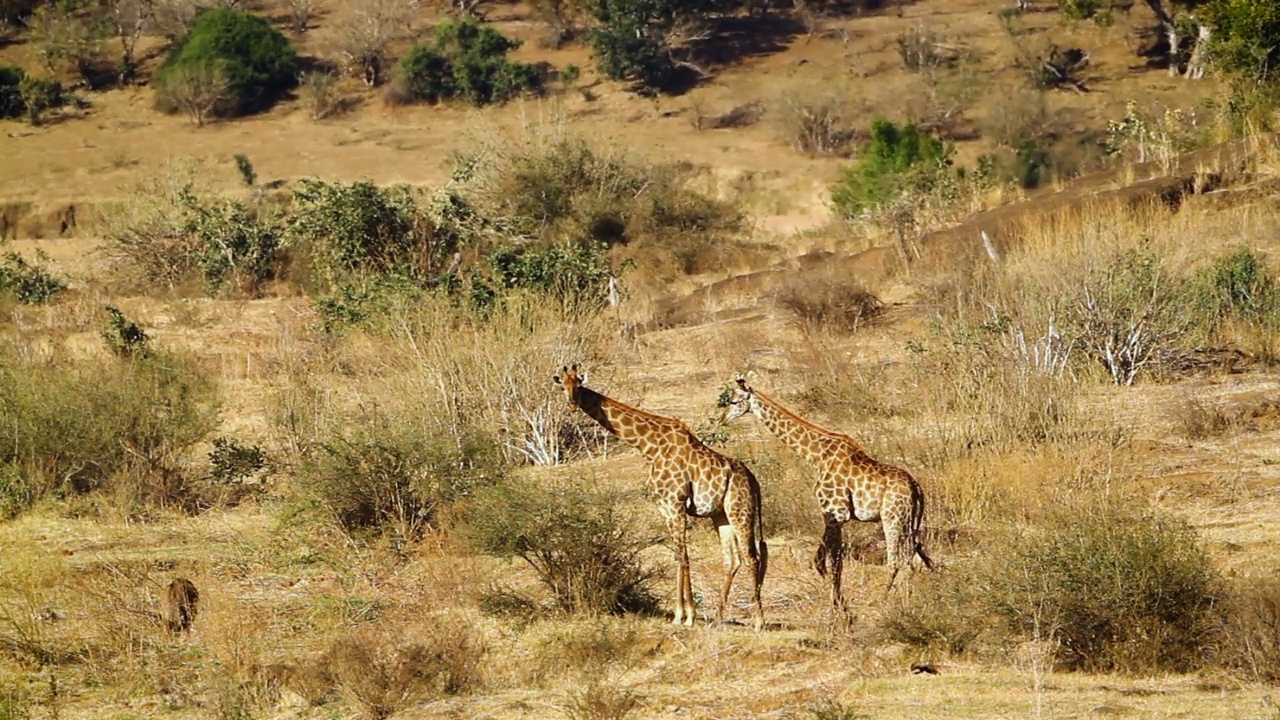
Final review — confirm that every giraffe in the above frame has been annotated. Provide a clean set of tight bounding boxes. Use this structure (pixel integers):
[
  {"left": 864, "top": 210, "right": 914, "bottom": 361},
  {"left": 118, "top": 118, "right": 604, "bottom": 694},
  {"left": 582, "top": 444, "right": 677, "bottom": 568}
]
[
  {"left": 721, "top": 375, "right": 932, "bottom": 608},
  {"left": 553, "top": 364, "right": 768, "bottom": 631}
]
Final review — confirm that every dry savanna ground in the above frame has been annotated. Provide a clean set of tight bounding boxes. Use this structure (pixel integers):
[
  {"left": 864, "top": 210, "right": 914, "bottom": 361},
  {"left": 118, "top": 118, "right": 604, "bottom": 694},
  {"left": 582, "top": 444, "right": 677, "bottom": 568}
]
[{"left": 3, "top": 0, "right": 1280, "bottom": 718}]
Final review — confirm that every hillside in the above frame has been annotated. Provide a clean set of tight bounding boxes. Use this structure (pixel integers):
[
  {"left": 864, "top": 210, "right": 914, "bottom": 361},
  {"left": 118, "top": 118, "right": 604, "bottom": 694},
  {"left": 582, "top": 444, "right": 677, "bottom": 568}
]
[{"left": 3, "top": 0, "right": 1280, "bottom": 718}]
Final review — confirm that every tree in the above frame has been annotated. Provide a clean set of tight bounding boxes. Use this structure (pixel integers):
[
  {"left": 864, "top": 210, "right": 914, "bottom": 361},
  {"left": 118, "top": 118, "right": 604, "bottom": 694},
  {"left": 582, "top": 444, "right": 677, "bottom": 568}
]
[
  {"left": 156, "top": 8, "right": 298, "bottom": 117},
  {"left": 1141, "top": 0, "right": 1212, "bottom": 79},
  {"left": 331, "top": 0, "right": 415, "bottom": 86},
  {"left": 104, "top": 0, "right": 154, "bottom": 84},
  {"left": 587, "top": 0, "right": 713, "bottom": 94}
]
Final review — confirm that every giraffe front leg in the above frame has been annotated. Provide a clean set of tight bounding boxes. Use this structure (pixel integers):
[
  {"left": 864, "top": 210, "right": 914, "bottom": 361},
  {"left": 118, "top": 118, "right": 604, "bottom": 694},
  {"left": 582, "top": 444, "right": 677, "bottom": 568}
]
[
  {"left": 819, "top": 519, "right": 845, "bottom": 609},
  {"left": 668, "top": 514, "right": 693, "bottom": 626}
]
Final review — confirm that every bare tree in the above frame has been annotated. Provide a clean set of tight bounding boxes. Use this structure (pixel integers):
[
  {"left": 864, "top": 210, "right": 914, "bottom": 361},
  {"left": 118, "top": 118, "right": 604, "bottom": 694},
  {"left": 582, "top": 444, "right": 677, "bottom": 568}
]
[
  {"left": 332, "top": 0, "right": 415, "bottom": 86},
  {"left": 162, "top": 63, "right": 230, "bottom": 126},
  {"left": 104, "top": 0, "right": 154, "bottom": 85},
  {"left": 152, "top": 0, "right": 201, "bottom": 41},
  {"left": 1142, "top": 0, "right": 1210, "bottom": 79}
]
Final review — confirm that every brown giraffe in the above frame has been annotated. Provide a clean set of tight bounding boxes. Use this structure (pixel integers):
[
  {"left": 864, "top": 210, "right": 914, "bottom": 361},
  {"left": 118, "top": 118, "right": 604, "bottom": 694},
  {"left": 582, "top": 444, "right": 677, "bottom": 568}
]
[
  {"left": 722, "top": 375, "right": 932, "bottom": 608},
  {"left": 553, "top": 364, "right": 768, "bottom": 630}
]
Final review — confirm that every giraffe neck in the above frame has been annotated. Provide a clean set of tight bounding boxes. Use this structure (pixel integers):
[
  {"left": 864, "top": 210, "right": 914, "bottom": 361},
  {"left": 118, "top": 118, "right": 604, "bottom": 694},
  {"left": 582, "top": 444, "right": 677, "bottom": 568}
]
[
  {"left": 573, "top": 386, "right": 679, "bottom": 459},
  {"left": 751, "top": 391, "right": 840, "bottom": 465}
]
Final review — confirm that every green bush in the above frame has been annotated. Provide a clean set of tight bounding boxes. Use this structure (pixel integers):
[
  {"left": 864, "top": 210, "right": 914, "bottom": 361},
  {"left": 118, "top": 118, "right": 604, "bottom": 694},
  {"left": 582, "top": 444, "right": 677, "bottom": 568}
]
[
  {"left": 0, "top": 250, "right": 66, "bottom": 304},
  {"left": 462, "top": 135, "right": 742, "bottom": 248},
  {"left": 830, "top": 119, "right": 953, "bottom": 219},
  {"left": 299, "top": 421, "right": 505, "bottom": 544},
  {"left": 287, "top": 179, "right": 457, "bottom": 288},
  {"left": 0, "top": 66, "right": 23, "bottom": 119},
  {"left": 156, "top": 8, "right": 298, "bottom": 117},
  {"left": 1188, "top": 247, "right": 1280, "bottom": 335},
  {"left": 0, "top": 340, "right": 220, "bottom": 519},
  {"left": 17, "top": 75, "right": 68, "bottom": 125},
  {"left": 1057, "top": 0, "right": 1105, "bottom": 20},
  {"left": 1204, "top": 0, "right": 1280, "bottom": 86},
  {"left": 587, "top": 0, "right": 710, "bottom": 93},
  {"left": 390, "top": 19, "right": 540, "bottom": 106},
  {"left": 989, "top": 508, "right": 1219, "bottom": 672},
  {"left": 464, "top": 475, "right": 662, "bottom": 615},
  {"left": 485, "top": 241, "right": 615, "bottom": 308},
  {"left": 179, "top": 194, "right": 282, "bottom": 294}
]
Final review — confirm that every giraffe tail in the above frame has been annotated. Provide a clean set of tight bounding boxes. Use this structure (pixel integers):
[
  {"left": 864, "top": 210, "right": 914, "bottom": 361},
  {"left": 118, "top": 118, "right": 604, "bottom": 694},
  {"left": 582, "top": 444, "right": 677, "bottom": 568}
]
[
  {"left": 752, "top": 475, "right": 769, "bottom": 587},
  {"left": 911, "top": 481, "right": 934, "bottom": 571}
]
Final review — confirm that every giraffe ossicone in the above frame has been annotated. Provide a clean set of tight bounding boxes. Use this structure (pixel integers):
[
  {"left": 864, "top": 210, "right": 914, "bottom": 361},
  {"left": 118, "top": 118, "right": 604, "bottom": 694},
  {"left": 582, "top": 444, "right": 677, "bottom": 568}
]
[{"left": 554, "top": 365, "right": 768, "bottom": 631}]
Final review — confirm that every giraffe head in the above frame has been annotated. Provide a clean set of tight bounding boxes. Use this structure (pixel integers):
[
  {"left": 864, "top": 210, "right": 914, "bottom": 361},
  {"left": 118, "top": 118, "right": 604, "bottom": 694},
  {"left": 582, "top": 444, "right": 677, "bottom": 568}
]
[
  {"left": 552, "top": 363, "right": 589, "bottom": 409},
  {"left": 722, "top": 374, "right": 762, "bottom": 423}
]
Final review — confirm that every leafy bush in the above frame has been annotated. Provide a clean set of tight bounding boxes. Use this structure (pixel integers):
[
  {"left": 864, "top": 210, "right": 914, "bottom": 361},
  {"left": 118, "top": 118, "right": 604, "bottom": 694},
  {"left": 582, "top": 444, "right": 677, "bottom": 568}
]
[
  {"left": 830, "top": 119, "right": 953, "bottom": 219},
  {"left": 102, "top": 305, "right": 150, "bottom": 358},
  {"left": 886, "top": 506, "right": 1219, "bottom": 672},
  {"left": 17, "top": 75, "right": 68, "bottom": 125},
  {"left": 0, "top": 250, "right": 66, "bottom": 304},
  {"left": 464, "top": 476, "right": 663, "bottom": 615},
  {"left": 1204, "top": 0, "right": 1280, "bottom": 86},
  {"left": 287, "top": 179, "right": 458, "bottom": 288},
  {"left": 0, "top": 66, "right": 24, "bottom": 118},
  {"left": 156, "top": 8, "right": 298, "bottom": 118},
  {"left": 1057, "top": 0, "right": 1104, "bottom": 20},
  {"left": 587, "top": 0, "right": 709, "bottom": 93},
  {"left": 0, "top": 339, "right": 220, "bottom": 519},
  {"left": 987, "top": 508, "right": 1218, "bottom": 672},
  {"left": 299, "top": 421, "right": 505, "bottom": 544},
  {"left": 179, "top": 194, "right": 282, "bottom": 294},
  {"left": 1187, "top": 247, "right": 1280, "bottom": 349},
  {"left": 486, "top": 241, "right": 615, "bottom": 307},
  {"left": 461, "top": 134, "right": 742, "bottom": 251},
  {"left": 389, "top": 19, "right": 540, "bottom": 106}
]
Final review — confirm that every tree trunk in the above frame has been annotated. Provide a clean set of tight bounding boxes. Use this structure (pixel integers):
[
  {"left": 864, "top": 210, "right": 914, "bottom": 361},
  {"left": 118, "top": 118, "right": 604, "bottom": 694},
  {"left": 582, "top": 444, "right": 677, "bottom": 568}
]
[
  {"left": 1184, "top": 24, "right": 1209, "bottom": 79},
  {"left": 1142, "top": 0, "right": 1182, "bottom": 76}
]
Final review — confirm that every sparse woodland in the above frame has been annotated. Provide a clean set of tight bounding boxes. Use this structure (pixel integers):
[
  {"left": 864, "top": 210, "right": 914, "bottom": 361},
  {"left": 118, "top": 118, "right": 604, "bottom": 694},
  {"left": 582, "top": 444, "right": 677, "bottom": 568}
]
[{"left": 3, "top": 0, "right": 1280, "bottom": 718}]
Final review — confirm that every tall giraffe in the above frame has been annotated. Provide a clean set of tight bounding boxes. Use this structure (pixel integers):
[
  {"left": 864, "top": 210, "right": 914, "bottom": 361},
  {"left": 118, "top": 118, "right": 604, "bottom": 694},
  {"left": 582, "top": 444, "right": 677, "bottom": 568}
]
[
  {"left": 722, "top": 375, "right": 931, "bottom": 608},
  {"left": 554, "top": 364, "right": 768, "bottom": 631}
]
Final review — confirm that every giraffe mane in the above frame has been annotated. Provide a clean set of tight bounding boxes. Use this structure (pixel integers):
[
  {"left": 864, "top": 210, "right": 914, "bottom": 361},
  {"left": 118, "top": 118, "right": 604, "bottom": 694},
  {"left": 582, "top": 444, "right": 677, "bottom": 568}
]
[
  {"left": 752, "top": 387, "right": 865, "bottom": 449},
  {"left": 591, "top": 387, "right": 700, "bottom": 436}
]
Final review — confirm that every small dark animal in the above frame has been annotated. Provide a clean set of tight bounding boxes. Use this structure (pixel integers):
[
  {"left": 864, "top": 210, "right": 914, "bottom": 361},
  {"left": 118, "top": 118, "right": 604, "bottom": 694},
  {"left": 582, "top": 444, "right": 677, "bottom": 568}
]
[
  {"left": 911, "top": 663, "right": 940, "bottom": 675},
  {"left": 163, "top": 577, "right": 199, "bottom": 633}
]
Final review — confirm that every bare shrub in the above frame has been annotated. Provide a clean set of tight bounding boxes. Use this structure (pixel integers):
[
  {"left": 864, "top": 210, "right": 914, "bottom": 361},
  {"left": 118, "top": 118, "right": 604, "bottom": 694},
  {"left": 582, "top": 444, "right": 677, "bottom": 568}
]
[
  {"left": 776, "top": 273, "right": 883, "bottom": 334},
  {"left": 897, "top": 23, "right": 961, "bottom": 72},
  {"left": 26, "top": 0, "right": 107, "bottom": 84},
  {"left": 319, "top": 621, "right": 486, "bottom": 719},
  {"left": 1220, "top": 576, "right": 1280, "bottom": 682},
  {"left": 771, "top": 85, "right": 855, "bottom": 156},
  {"left": 157, "top": 63, "right": 231, "bottom": 126},
  {"left": 299, "top": 69, "right": 342, "bottom": 119},
  {"left": 151, "top": 0, "right": 201, "bottom": 40},
  {"left": 286, "top": 0, "right": 314, "bottom": 32},
  {"left": 1174, "top": 398, "right": 1236, "bottom": 440},
  {"left": 566, "top": 680, "right": 643, "bottom": 720}
]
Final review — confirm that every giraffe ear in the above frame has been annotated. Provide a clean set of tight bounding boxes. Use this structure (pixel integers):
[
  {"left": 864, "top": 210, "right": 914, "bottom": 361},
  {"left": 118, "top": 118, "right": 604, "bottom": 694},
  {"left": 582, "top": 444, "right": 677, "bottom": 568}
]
[
  {"left": 553, "top": 374, "right": 563, "bottom": 385},
  {"left": 570, "top": 362, "right": 579, "bottom": 373}
]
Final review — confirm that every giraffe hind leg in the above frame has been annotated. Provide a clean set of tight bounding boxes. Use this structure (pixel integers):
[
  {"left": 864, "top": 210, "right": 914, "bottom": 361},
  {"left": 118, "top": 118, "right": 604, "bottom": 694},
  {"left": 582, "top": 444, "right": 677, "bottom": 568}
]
[{"left": 715, "top": 518, "right": 740, "bottom": 626}]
